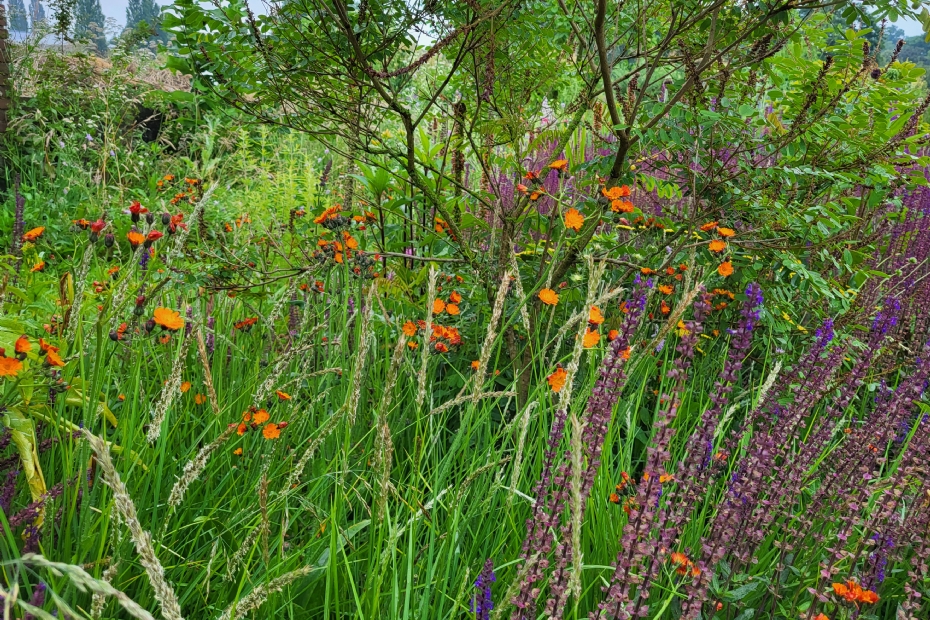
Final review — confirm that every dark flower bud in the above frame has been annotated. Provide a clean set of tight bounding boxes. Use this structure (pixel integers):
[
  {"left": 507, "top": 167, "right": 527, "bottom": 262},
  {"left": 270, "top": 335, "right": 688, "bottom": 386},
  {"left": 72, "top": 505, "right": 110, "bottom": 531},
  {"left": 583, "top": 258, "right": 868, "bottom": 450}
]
[
  {"left": 145, "top": 212, "right": 155, "bottom": 225},
  {"left": 131, "top": 212, "right": 140, "bottom": 223},
  {"left": 109, "top": 331, "right": 119, "bottom": 341},
  {"left": 871, "top": 68, "right": 881, "bottom": 79},
  {"left": 145, "top": 319, "right": 156, "bottom": 333},
  {"left": 134, "top": 305, "right": 145, "bottom": 316},
  {"left": 89, "top": 231, "right": 99, "bottom": 243},
  {"left": 135, "top": 295, "right": 146, "bottom": 306},
  {"left": 161, "top": 212, "right": 171, "bottom": 226},
  {"left": 104, "top": 233, "right": 115, "bottom": 247}
]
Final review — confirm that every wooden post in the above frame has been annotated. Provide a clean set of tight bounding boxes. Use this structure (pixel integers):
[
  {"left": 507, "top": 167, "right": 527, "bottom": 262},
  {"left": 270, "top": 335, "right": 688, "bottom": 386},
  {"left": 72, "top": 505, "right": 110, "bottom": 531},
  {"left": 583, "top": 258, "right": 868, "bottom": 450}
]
[{"left": 0, "top": 4, "right": 10, "bottom": 134}]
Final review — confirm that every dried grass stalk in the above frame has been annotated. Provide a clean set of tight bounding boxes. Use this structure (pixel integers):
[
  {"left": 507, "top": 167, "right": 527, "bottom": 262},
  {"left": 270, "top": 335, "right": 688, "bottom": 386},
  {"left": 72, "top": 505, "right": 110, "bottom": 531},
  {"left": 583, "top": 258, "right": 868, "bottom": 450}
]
[
  {"left": 373, "top": 422, "right": 394, "bottom": 520},
  {"left": 473, "top": 270, "right": 512, "bottom": 393},
  {"left": 416, "top": 267, "right": 438, "bottom": 411},
  {"left": 507, "top": 400, "right": 537, "bottom": 509},
  {"left": 347, "top": 282, "right": 376, "bottom": 425},
  {"left": 64, "top": 245, "right": 94, "bottom": 343},
  {"left": 165, "top": 424, "right": 236, "bottom": 517},
  {"left": 217, "top": 565, "right": 314, "bottom": 620},
  {"left": 81, "top": 431, "right": 184, "bottom": 620},
  {"left": 195, "top": 326, "right": 220, "bottom": 415},
  {"left": 429, "top": 391, "right": 516, "bottom": 417},
  {"left": 147, "top": 334, "right": 191, "bottom": 443}
]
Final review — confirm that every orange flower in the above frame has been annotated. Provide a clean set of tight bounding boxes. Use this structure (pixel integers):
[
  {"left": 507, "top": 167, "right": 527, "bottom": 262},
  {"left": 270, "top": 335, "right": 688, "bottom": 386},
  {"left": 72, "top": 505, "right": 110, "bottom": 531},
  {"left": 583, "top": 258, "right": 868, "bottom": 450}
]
[
  {"left": 342, "top": 232, "right": 359, "bottom": 249},
  {"left": 538, "top": 288, "right": 559, "bottom": 306},
  {"left": 449, "top": 291, "right": 462, "bottom": 304},
  {"left": 194, "top": 393, "right": 207, "bottom": 405},
  {"left": 22, "top": 227, "right": 45, "bottom": 242},
  {"left": 45, "top": 349, "right": 65, "bottom": 368},
  {"left": 813, "top": 615, "right": 829, "bottom": 620},
  {"left": 601, "top": 185, "right": 630, "bottom": 200},
  {"left": 471, "top": 360, "right": 480, "bottom": 370},
  {"left": 253, "top": 409, "right": 270, "bottom": 425},
  {"left": 699, "top": 221, "right": 718, "bottom": 232},
  {"left": 0, "top": 357, "right": 23, "bottom": 377},
  {"left": 402, "top": 321, "right": 418, "bottom": 336},
  {"left": 237, "top": 422, "right": 247, "bottom": 436},
  {"left": 832, "top": 581, "right": 859, "bottom": 603},
  {"left": 660, "top": 301, "right": 671, "bottom": 314},
  {"left": 407, "top": 341, "right": 418, "bottom": 350},
  {"left": 858, "top": 589, "right": 879, "bottom": 604},
  {"left": 658, "top": 284, "right": 673, "bottom": 295},
  {"left": 31, "top": 261, "right": 45, "bottom": 272},
  {"left": 313, "top": 205, "right": 341, "bottom": 224},
  {"left": 610, "top": 199, "right": 634, "bottom": 213},
  {"left": 583, "top": 329, "right": 600, "bottom": 348},
  {"left": 159, "top": 334, "right": 171, "bottom": 345},
  {"left": 118, "top": 394, "right": 126, "bottom": 401},
  {"left": 242, "top": 410, "right": 253, "bottom": 422},
  {"left": 127, "top": 230, "right": 145, "bottom": 247},
  {"left": 15, "top": 336, "right": 31, "bottom": 354},
  {"left": 716, "top": 227, "right": 735, "bottom": 237},
  {"left": 263, "top": 423, "right": 281, "bottom": 439},
  {"left": 607, "top": 329, "right": 619, "bottom": 341},
  {"left": 708, "top": 239, "right": 726, "bottom": 253},
  {"left": 547, "top": 366, "right": 567, "bottom": 392},
  {"left": 435, "top": 342, "right": 449, "bottom": 353},
  {"left": 153, "top": 307, "right": 184, "bottom": 331},
  {"left": 564, "top": 208, "right": 584, "bottom": 232},
  {"left": 233, "top": 447, "right": 243, "bottom": 456},
  {"left": 609, "top": 492, "right": 621, "bottom": 504},
  {"left": 432, "top": 298, "right": 446, "bottom": 315},
  {"left": 276, "top": 390, "right": 291, "bottom": 400},
  {"left": 180, "top": 381, "right": 191, "bottom": 393},
  {"left": 588, "top": 306, "right": 605, "bottom": 325},
  {"left": 549, "top": 159, "right": 568, "bottom": 172},
  {"left": 446, "top": 303, "right": 460, "bottom": 316},
  {"left": 717, "top": 261, "right": 734, "bottom": 277},
  {"left": 670, "top": 552, "right": 689, "bottom": 567}
]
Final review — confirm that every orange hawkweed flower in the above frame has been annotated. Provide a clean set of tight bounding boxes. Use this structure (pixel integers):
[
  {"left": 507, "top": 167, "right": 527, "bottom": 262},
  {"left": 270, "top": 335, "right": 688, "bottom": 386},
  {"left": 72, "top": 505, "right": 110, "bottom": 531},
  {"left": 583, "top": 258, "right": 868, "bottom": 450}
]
[
  {"left": 549, "top": 159, "right": 568, "bottom": 172},
  {"left": 127, "top": 230, "right": 145, "bottom": 247},
  {"left": 610, "top": 199, "right": 634, "bottom": 213},
  {"left": 609, "top": 492, "right": 621, "bottom": 504},
  {"left": 601, "top": 185, "right": 630, "bottom": 200},
  {"left": 263, "top": 423, "right": 281, "bottom": 440},
  {"left": 588, "top": 305, "right": 605, "bottom": 325},
  {"left": 237, "top": 423, "right": 247, "bottom": 436},
  {"left": 407, "top": 341, "right": 418, "bottom": 350},
  {"left": 708, "top": 239, "right": 726, "bottom": 253},
  {"left": 253, "top": 409, "right": 270, "bottom": 425},
  {"left": 435, "top": 342, "right": 449, "bottom": 353},
  {"left": 582, "top": 329, "right": 600, "bottom": 348},
  {"left": 22, "top": 227, "right": 45, "bottom": 242},
  {"left": 449, "top": 291, "right": 462, "bottom": 304},
  {"left": 607, "top": 329, "right": 619, "bottom": 341},
  {"left": 660, "top": 301, "right": 671, "bottom": 314},
  {"left": 547, "top": 366, "right": 567, "bottom": 392},
  {"left": 432, "top": 298, "right": 446, "bottom": 314},
  {"left": 858, "top": 589, "right": 879, "bottom": 604},
  {"left": 153, "top": 307, "right": 184, "bottom": 331},
  {"left": 180, "top": 381, "right": 191, "bottom": 393},
  {"left": 402, "top": 321, "right": 418, "bottom": 337},
  {"left": 539, "top": 288, "right": 559, "bottom": 306},
  {"left": 620, "top": 346, "right": 631, "bottom": 359},
  {"left": 313, "top": 205, "right": 341, "bottom": 224},
  {"left": 717, "top": 261, "right": 734, "bottom": 277},
  {"left": 233, "top": 447, "right": 243, "bottom": 456},
  {"left": 717, "top": 227, "right": 735, "bottom": 237},
  {"left": 31, "top": 261, "right": 45, "bottom": 272},
  {"left": 471, "top": 360, "right": 480, "bottom": 371},
  {"left": 658, "top": 284, "right": 673, "bottom": 295},
  {"left": 15, "top": 336, "right": 31, "bottom": 354},
  {"left": 699, "top": 221, "right": 718, "bottom": 232},
  {"left": 564, "top": 208, "right": 585, "bottom": 232},
  {"left": 159, "top": 334, "right": 171, "bottom": 344},
  {"left": 813, "top": 615, "right": 829, "bottom": 620},
  {"left": 446, "top": 303, "right": 460, "bottom": 316},
  {"left": 194, "top": 393, "right": 207, "bottom": 405},
  {"left": 0, "top": 357, "right": 23, "bottom": 377},
  {"left": 276, "top": 390, "right": 291, "bottom": 401}
]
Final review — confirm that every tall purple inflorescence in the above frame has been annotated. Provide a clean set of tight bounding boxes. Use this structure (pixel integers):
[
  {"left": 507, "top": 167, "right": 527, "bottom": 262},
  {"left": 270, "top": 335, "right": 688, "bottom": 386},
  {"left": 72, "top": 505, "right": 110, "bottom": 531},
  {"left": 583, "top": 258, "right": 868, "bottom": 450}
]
[{"left": 472, "top": 559, "right": 496, "bottom": 620}]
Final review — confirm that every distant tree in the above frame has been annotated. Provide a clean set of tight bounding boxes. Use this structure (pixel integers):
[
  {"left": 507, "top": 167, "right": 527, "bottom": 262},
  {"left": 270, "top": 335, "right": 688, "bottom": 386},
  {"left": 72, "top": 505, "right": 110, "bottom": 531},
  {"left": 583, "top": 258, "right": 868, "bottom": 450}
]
[
  {"left": 8, "top": 0, "right": 29, "bottom": 32},
  {"left": 47, "top": 0, "right": 76, "bottom": 49},
  {"left": 29, "top": 0, "right": 45, "bottom": 27},
  {"left": 73, "top": 0, "right": 106, "bottom": 54},
  {"left": 125, "top": 0, "right": 165, "bottom": 47}
]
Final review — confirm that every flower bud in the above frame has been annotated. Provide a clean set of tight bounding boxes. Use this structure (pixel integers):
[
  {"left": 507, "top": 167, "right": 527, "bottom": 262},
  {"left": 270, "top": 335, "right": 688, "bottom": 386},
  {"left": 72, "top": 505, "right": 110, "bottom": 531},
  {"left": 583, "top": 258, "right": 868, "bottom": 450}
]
[
  {"left": 109, "top": 331, "right": 119, "bottom": 341},
  {"left": 162, "top": 212, "right": 171, "bottom": 226},
  {"left": 104, "top": 233, "right": 115, "bottom": 247},
  {"left": 89, "top": 231, "right": 99, "bottom": 243},
  {"left": 135, "top": 295, "right": 146, "bottom": 306},
  {"left": 145, "top": 212, "right": 155, "bottom": 225},
  {"left": 145, "top": 319, "right": 156, "bottom": 333}
]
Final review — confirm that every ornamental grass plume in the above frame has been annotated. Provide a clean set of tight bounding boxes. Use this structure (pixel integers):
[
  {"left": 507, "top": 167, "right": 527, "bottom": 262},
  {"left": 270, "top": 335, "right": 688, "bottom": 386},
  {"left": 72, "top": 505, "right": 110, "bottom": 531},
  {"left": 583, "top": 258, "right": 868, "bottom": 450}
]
[
  {"left": 147, "top": 334, "right": 191, "bottom": 443},
  {"left": 164, "top": 424, "right": 236, "bottom": 518},
  {"left": 81, "top": 430, "right": 184, "bottom": 620}
]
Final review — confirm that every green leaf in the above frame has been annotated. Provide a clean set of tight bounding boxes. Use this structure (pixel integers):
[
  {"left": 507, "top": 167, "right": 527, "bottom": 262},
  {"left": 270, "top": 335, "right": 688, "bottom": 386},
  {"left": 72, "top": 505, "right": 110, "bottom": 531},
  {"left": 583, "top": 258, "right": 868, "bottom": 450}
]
[{"left": 723, "top": 581, "right": 761, "bottom": 602}]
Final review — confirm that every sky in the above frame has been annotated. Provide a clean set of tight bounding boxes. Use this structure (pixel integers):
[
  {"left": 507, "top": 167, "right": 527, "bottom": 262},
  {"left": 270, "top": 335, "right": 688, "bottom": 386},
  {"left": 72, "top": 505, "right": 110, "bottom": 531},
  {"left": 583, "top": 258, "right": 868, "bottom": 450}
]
[{"left": 13, "top": 1, "right": 929, "bottom": 36}]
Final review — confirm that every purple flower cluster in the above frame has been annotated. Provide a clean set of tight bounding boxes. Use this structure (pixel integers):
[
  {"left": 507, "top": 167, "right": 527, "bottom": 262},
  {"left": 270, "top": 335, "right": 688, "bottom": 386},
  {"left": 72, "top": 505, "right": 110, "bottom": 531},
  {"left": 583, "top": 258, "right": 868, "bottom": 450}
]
[{"left": 471, "top": 559, "right": 495, "bottom": 620}]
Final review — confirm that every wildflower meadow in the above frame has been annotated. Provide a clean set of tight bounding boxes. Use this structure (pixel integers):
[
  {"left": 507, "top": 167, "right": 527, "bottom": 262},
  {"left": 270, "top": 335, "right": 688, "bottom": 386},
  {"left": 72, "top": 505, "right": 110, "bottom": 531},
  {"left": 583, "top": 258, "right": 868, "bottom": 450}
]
[{"left": 3, "top": 0, "right": 930, "bottom": 618}]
